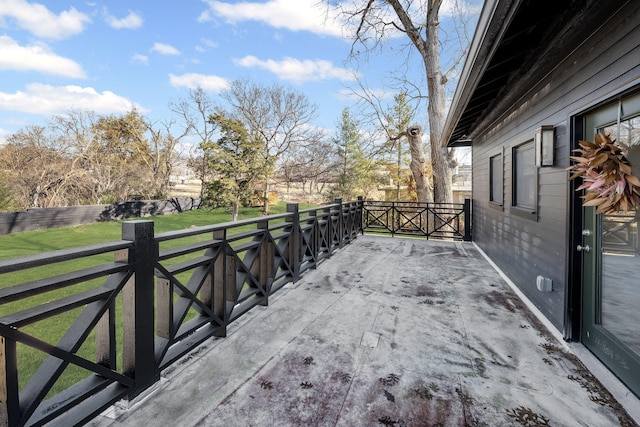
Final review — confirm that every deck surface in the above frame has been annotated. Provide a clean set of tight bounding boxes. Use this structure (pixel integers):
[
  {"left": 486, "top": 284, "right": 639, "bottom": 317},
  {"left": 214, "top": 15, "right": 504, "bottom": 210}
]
[{"left": 91, "top": 235, "right": 638, "bottom": 427}]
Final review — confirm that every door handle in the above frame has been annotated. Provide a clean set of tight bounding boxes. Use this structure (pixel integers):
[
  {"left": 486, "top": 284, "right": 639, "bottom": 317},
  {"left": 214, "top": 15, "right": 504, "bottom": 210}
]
[{"left": 577, "top": 244, "right": 591, "bottom": 253}]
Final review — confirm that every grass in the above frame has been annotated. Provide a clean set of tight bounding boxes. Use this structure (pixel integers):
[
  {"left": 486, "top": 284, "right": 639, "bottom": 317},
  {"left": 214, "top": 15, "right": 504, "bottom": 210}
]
[
  {"left": 0, "top": 202, "right": 316, "bottom": 399},
  {"left": 0, "top": 204, "right": 299, "bottom": 260}
]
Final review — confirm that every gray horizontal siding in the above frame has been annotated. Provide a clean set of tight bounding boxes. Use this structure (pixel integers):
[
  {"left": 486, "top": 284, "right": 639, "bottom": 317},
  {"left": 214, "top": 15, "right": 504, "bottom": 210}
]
[{"left": 471, "top": 1, "right": 640, "bottom": 330}]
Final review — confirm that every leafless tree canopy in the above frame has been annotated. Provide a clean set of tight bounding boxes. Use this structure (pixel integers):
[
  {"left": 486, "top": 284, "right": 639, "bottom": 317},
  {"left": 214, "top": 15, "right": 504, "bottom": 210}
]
[
  {"left": 0, "top": 109, "right": 187, "bottom": 209},
  {"left": 220, "top": 79, "right": 323, "bottom": 213},
  {"left": 330, "top": 0, "right": 477, "bottom": 202}
]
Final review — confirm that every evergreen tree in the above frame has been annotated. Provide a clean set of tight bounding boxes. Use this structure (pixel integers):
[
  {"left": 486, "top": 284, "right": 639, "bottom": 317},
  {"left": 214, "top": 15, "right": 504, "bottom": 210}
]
[
  {"left": 330, "top": 108, "right": 378, "bottom": 201},
  {"left": 384, "top": 92, "right": 415, "bottom": 201},
  {"left": 203, "top": 112, "right": 262, "bottom": 221}
]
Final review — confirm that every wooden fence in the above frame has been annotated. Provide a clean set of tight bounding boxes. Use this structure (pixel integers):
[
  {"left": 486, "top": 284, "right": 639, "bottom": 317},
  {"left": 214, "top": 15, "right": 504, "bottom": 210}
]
[{"left": 0, "top": 197, "right": 201, "bottom": 235}]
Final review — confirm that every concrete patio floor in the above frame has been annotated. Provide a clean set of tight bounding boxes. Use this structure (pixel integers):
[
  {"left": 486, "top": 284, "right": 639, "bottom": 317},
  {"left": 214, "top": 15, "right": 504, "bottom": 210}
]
[{"left": 91, "top": 235, "right": 639, "bottom": 427}]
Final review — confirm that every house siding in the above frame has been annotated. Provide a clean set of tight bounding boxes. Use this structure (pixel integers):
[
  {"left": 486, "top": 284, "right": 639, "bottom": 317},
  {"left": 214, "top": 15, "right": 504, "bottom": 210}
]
[{"left": 471, "top": 1, "right": 640, "bottom": 332}]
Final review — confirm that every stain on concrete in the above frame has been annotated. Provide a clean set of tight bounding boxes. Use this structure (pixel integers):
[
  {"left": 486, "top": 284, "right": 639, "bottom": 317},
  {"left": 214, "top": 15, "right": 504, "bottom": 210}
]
[{"left": 107, "top": 236, "right": 639, "bottom": 427}]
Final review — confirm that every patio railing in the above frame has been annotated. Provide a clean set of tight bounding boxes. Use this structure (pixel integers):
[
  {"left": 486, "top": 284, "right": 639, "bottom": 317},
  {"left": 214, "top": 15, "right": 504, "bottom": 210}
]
[
  {"left": 0, "top": 197, "right": 470, "bottom": 426},
  {"left": 603, "top": 211, "right": 639, "bottom": 254},
  {"left": 362, "top": 199, "right": 471, "bottom": 241}
]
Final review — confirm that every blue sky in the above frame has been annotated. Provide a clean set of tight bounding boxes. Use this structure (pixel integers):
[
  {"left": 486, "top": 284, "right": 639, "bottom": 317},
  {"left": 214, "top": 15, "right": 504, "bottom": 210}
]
[{"left": 0, "top": 0, "right": 480, "bottom": 142}]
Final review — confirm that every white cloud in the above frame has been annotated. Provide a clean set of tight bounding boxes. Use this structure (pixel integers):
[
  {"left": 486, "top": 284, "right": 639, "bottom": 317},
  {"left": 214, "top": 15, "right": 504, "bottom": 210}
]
[
  {"left": 0, "top": 84, "right": 145, "bottom": 115},
  {"left": 201, "top": 38, "right": 218, "bottom": 48},
  {"left": 0, "top": 36, "right": 85, "bottom": 78},
  {"left": 0, "top": 0, "right": 90, "bottom": 40},
  {"left": 195, "top": 38, "right": 218, "bottom": 52},
  {"left": 151, "top": 42, "right": 181, "bottom": 56},
  {"left": 234, "top": 56, "right": 356, "bottom": 84},
  {"left": 131, "top": 54, "right": 149, "bottom": 65},
  {"left": 104, "top": 9, "right": 143, "bottom": 30},
  {"left": 169, "top": 73, "right": 230, "bottom": 92},
  {"left": 198, "top": 0, "right": 480, "bottom": 42},
  {"left": 199, "top": 0, "right": 345, "bottom": 37},
  {"left": 440, "top": 0, "right": 482, "bottom": 17}
]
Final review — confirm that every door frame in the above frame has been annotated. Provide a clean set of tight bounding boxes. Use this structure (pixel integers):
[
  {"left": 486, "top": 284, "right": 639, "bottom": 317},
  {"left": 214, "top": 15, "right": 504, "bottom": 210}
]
[
  {"left": 567, "top": 82, "right": 640, "bottom": 340},
  {"left": 567, "top": 89, "right": 640, "bottom": 398},
  {"left": 566, "top": 114, "right": 586, "bottom": 341}
]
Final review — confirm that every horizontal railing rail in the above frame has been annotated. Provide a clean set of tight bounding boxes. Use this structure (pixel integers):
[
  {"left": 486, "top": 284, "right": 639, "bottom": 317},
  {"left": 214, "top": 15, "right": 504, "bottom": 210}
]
[
  {"left": 0, "top": 199, "right": 363, "bottom": 427},
  {"left": 0, "top": 240, "right": 137, "bottom": 427},
  {"left": 362, "top": 199, "right": 471, "bottom": 241}
]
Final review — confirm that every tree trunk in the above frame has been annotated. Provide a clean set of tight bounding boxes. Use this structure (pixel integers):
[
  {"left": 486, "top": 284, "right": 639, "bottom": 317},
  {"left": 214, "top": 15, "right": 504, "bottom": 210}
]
[
  {"left": 384, "top": 0, "right": 455, "bottom": 204},
  {"left": 232, "top": 201, "right": 239, "bottom": 221},
  {"left": 424, "top": 10, "right": 454, "bottom": 204},
  {"left": 406, "top": 126, "right": 433, "bottom": 203},
  {"left": 262, "top": 180, "right": 270, "bottom": 215}
]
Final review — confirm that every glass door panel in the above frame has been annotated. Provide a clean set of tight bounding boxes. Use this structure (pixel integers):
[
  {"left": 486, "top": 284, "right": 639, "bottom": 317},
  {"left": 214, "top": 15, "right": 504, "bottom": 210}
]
[
  {"left": 581, "top": 97, "right": 640, "bottom": 397},
  {"left": 599, "top": 116, "right": 640, "bottom": 358}
]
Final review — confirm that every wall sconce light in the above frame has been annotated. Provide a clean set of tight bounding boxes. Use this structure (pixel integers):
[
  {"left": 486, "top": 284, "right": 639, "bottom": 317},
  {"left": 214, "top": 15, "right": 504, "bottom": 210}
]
[{"left": 535, "top": 125, "right": 555, "bottom": 167}]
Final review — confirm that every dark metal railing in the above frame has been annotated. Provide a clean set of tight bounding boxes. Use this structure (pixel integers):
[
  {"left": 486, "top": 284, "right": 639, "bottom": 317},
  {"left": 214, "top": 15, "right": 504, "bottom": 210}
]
[
  {"left": 0, "top": 197, "right": 470, "bottom": 426},
  {"left": 362, "top": 199, "right": 471, "bottom": 241},
  {"left": 603, "top": 211, "right": 639, "bottom": 254},
  {"left": 0, "top": 199, "right": 362, "bottom": 427}
]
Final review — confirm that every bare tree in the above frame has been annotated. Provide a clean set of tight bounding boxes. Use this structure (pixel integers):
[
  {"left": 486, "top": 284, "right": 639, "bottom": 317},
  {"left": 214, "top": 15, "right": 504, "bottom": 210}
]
[
  {"left": 220, "top": 79, "right": 322, "bottom": 214},
  {"left": 0, "top": 126, "right": 76, "bottom": 208},
  {"left": 48, "top": 110, "right": 102, "bottom": 203},
  {"left": 334, "top": 0, "right": 475, "bottom": 203},
  {"left": 170, "top": 88, "right": 217, "bottom": 198},
  {"left": 0, "top": 171, "right": 16, "bottom": 211},
  {"left": 143, "top": 119, "right": 189, "bottom": 198},
  {"left": 278, "top": 135, "right": 337, "bottom": 199},
  {"left": 2, "top": 109, "right": 190, "bottom": 207}
]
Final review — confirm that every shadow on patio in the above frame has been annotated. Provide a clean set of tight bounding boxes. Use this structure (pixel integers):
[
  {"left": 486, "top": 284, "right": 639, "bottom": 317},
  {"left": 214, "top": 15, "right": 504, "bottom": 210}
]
[{"left": 92, "top": 235, "right": 636, "bottom": 427}]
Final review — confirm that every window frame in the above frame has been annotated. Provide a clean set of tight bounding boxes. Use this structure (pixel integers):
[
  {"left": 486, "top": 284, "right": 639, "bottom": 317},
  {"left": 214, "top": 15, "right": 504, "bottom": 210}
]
[
  {"left": 511, "top": 140, "right": 538, "bottom": 220},
  {"left": 489, "top": 151, "right": 504, "bottom": 208}
]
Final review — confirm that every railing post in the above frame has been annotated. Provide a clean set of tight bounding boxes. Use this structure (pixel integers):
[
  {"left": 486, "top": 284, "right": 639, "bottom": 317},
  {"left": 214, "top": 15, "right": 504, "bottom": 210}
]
[
  {"left": 309, "top": 209, "right": 319, "bottom": 267},
  {"left": 323, "top": 204, "right": 332, "bottom": 252},
  {"left": 212, "top": 229, "right": 228, "bottom": 337},
  {"left": 358, "top": 196, "right": 364, "bottom": 235},
  {"left": 463, "top": 198, "right": 472, "bottom": 241},
  {"left": 392, "top": 201, "right": 397, "bottom": 237},
  {"left": 256, "top": 220, "right": 273, "bottom": 305},
  {"left": 334, "top": 198, "right": 344, "bottom": 248},
  {"left": 286, "top": 203, "right": 300, "bottom": 282},
  {"left": 121, "top": 220, "right": 159, "bottom": 399},
  {"left": 0, "top": 336, "right": 19, "bottom": 427}
]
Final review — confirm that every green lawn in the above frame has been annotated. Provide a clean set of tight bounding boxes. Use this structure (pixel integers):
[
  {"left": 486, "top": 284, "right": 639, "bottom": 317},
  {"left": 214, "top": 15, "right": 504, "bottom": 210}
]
[
  {"left": 0, "top": 203, "right": 315, "bottom": 397},
  {"left": 0, "top": 204, "right": 301, "bottom": 260}
]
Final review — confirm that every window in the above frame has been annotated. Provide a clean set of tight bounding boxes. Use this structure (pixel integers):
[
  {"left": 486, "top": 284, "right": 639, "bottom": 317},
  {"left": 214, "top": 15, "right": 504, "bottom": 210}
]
[
  {"left": 512, "top": 141, "right": 537, "bottom": 217},
  {"left": 490, "top": 153, "right": 503, "bottom": 206}
]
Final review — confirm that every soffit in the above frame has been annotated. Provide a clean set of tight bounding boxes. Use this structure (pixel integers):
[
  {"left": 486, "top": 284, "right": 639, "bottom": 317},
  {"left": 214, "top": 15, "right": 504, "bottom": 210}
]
[{"left": 444, "top": 0, "right": 619, "bottom": 146}]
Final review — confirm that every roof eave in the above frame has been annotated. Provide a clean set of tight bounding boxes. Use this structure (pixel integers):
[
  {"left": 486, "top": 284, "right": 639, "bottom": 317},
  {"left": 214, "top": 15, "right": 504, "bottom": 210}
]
[{"left": 441, "top": 0, "right": 522, "bottom": 147}]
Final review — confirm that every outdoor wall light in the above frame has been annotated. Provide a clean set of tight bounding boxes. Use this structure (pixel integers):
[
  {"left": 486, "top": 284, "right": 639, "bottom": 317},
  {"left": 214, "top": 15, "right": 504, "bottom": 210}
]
[{"left": 535, "top": 125, "right": 555, "bottom": 167}]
